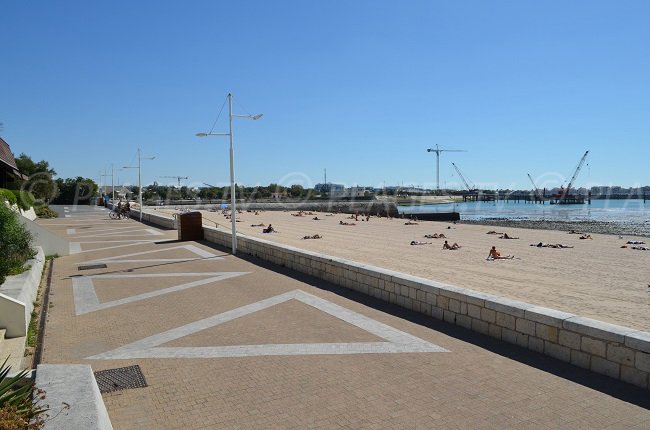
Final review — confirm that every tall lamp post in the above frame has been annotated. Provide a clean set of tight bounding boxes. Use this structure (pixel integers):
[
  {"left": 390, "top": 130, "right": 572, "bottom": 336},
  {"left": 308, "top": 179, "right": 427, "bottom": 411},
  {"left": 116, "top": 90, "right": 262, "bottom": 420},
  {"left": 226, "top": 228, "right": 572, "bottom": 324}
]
[
  {"left": 110, "top": 164, "right": 123, "bottom": 201},
  {"left": 196, "top": 92, "right": 262, "bottom": 254},
  {"left": 123, "top": 148, "right": 155, "bottom": 221}
]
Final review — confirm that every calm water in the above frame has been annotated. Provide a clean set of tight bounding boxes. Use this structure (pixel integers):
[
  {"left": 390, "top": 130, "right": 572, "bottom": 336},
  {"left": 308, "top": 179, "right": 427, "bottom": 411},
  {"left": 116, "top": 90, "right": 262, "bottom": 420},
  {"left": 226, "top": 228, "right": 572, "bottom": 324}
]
[{"left": 400, "top": 199, "right": 650, "bottom": 223}]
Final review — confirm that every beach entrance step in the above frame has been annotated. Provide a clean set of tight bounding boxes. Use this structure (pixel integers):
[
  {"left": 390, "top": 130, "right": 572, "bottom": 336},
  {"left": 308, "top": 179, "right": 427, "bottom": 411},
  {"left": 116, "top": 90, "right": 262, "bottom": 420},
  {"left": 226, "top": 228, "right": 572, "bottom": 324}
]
[{"left": 178, "top": 211, "right": 204, "bottom": 241}]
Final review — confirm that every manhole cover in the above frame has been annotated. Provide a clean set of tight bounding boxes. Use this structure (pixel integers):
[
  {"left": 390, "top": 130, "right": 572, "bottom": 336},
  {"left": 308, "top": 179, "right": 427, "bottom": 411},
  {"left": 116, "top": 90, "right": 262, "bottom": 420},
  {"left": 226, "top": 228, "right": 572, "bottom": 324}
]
[
  {"left": 94, "top": 365, "right": 147, "bottom": 394},
  {"left": 78, "top": 264, "right": 107, "bottom": 271}
]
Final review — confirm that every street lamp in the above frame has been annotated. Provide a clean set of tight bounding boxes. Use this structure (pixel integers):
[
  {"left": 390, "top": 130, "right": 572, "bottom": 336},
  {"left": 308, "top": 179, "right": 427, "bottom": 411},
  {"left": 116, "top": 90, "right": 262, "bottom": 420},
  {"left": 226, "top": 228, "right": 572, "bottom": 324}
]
[
  {"left": 110, "top": 164, "right": 123, "bottom": 201},
  {"left": 196, "top": 92, "right": 263, "bottom": 254},
  {"left": 123, "top": 148, "right": 155, "bottom": 221}
]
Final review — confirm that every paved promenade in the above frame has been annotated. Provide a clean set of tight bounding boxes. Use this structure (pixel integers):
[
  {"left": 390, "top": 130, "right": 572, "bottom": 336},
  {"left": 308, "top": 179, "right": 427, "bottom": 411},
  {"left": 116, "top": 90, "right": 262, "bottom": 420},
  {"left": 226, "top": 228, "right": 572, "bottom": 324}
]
[{"left": 39, "top": 206, "right": 650, "bottom": 429}]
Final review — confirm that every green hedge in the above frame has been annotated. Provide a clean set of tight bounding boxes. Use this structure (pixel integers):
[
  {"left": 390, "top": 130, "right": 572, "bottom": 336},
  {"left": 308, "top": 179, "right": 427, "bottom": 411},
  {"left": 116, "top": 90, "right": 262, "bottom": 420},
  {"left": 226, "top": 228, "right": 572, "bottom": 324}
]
[
  {"left": 35, "top": 205, "right": 59, "bottom": 218},
  {"left": 0, "top": 188, "right": 17, "bottom": 206},
  {"left": 0, "top": 203, "right": 35, "bottom": 285},
  {"left": 11, "top": 190, "right": 36, "bottom": 210}
]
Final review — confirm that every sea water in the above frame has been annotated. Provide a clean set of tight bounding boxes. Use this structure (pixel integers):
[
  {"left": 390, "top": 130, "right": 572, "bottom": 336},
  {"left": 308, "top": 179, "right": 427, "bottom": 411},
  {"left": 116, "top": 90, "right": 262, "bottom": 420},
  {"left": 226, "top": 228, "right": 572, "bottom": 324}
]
[{"left": 399, "top": 199, "right": 650, "bottom": 223}]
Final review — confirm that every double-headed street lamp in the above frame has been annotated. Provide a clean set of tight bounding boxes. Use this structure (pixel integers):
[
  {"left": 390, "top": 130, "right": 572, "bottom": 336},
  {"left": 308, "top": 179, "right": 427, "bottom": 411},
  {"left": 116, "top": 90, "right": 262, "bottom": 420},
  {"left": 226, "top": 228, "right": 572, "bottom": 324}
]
[
  {"left": 123, "top": 148, "right": 155, "bottom": 222},
  {"left": 196, "top": 92, "right": 263, "bottom": 255}
]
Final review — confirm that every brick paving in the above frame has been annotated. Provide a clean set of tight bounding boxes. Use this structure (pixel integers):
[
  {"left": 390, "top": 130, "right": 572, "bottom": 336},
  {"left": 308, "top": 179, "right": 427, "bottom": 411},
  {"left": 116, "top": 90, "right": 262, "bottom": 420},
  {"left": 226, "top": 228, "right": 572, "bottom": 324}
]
[{"left": 39, "top": 206, "right": 650, "bottom": 429}]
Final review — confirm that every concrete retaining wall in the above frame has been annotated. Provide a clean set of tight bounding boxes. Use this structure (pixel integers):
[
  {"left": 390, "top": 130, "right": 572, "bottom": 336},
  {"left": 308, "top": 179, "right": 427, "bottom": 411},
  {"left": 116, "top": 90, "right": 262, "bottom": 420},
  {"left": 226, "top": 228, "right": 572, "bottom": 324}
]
[
  {"left": 0, "top": 247, "right": 45, "bottom": 337},
  {"left": 139, "top": 212, "right": 650, "bottom": 389},
  {"left": 147, "top": 201, "right": 400, "bottom": 216},
  {"left": 36, "top": 364, "right": 113, "bottom": 430},
  {"left": 127, "top": 208, "right": 176, "bottom": 229},
  {"left": 20, "top": 215, "right": 70, "bottom": 256}
]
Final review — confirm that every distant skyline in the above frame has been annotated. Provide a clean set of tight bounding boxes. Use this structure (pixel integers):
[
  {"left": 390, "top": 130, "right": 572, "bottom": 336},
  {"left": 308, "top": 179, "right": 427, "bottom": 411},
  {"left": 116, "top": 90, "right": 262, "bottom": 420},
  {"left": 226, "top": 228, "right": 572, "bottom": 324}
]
[{"left": 1, "top": 1, "right": 649, "bottom": 191}]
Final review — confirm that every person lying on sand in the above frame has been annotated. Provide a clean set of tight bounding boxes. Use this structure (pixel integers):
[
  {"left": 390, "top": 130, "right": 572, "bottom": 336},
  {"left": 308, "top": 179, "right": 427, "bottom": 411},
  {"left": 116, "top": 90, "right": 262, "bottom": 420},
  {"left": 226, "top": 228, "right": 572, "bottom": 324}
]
[
  {"left": 632, "top": 246, "right": 650, "bottom": 251},
  {"left": 411, "top": 241, "right": 432, "bottom": 245},
  {"left": 262, "top": 224, "right": 275, "bottom": 233},
  {"left": 442, "top": 240, "right": 461, "bottom": 250},
  {"left": 579, "top": 234, "right": 593, "bottom": 240},
  {"left": 339, "top": 221, "right": 356, "bottom": 226},
  {"left": 250, "top": 223, "right": 266, "bottom": 227},
  {"left": 487, "top": 246, "right": 514, "bottom": 260},
  {"left": 568, "top": 230, "right": 582, "bottom": 234},
  {"left": 627, "top": 240, "right": 646, "bottom": 245},
  {"left": 424, "top": 233, "right": 447, "bottom": 239},
  {"left": 404, "top": 221, "right": 419, "bottom": 225},
  {"left": 313, "top": 216, "right": 320, "bottom": 220},
  {"left": 531, "top": 242, "right": 574, "bottom": 249},
  {"left": 499, "top": 233, "right": 519, "bottom": 239},
  {"left": 302, "top": 234, "right": 322, "bottom": 239},
  {"left": 325, "top": 213, "right": 334, "bottom": 216},
  {"left": 486, "top": 231, "right": 504, "bottom": 235}
]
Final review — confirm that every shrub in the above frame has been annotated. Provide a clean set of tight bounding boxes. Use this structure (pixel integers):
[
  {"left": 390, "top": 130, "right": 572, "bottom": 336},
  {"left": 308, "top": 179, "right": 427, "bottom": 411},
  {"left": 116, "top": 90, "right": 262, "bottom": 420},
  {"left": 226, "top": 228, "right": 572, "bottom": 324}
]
[
  {"left": 0, "top": 188, "right": 17, "bottom": 206},
  {"left": 0, "top": 358, "right": 47, "bottom": 429},
  {"left": 0, "top": 204, "right": 35, "bottom": 285},
  {"left": 11, "top": 191, "right": 36, "bottom": 211},
  {"left": 34, "top": 205, "right": 58, "bottom": 219}
]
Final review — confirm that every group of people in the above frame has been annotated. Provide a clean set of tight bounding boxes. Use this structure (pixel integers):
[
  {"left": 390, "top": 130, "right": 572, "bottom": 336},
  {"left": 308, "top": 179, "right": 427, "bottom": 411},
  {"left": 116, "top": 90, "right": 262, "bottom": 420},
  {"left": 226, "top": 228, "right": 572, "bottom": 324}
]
[{"left": 116, "top": 200, "right": 130, "bottom": 216}]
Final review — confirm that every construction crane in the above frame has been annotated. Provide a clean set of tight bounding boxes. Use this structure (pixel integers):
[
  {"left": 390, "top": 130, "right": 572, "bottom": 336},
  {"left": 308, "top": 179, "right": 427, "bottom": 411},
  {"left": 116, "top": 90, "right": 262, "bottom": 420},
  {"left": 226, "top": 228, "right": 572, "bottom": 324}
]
[
  {"left": 527, "top": 173, "right": 541, "bottom": 197},
  {"left": 160, "top": 176, "right": 189, "bottom": 187},
  {"left": 451, "top": 162, "right": 475, "bottom": 191},
  {"left": 560, "top": 150, "right": 589, "bottom": 198},
  {"left": 426, "top": 145, "right": 467, "bottom": 194}
]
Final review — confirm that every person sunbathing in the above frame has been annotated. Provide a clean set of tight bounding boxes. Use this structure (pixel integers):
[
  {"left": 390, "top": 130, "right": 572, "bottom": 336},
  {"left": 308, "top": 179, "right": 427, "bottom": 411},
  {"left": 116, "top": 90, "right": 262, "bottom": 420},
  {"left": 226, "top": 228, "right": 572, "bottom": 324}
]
[
  {"left": 486, "top": 231, "right": 503, "bottom": 235},
  {"left": 627, "top": 240, "right": 646, "bottom": 245},
  {"left": 250, "top": 223, "right": 265, "bottom": 227},
  {"left": 442, "top": 240, "right": 461, "bottom": 250},
  {"left": 579, "top": 234, "right": 593, "bottom": 240},
  {"left": 487, "top": 246, "right": 514, "bottom": 259},
  {"left": 339, "top": 220, "right": 356, "bottom": 226},
  {"left": 424, "top": 233, "right": 447, "bottom": 239},
  {"left": 313, "top": 216, "right": 320, "bottom": 220},
  {"left": 262, "top": 224, "right": 275, "bottom": 233},
  {"left": 302, "top": 234, "right": 322, "bottom": 239},
  {"left": 404, "top": 221, "right": 419, "bottom": 225},
  {"left": 632, "top": 246, "right": 650, "bottom": 251},
  {"left": 499, "top": 233, "right": 519, "bottom": 239},
  {"left": 410, "top": 240, "right": 432, "bottom": 245},
  {"left": 531, "top": 242, "right": 574, "bottom": 248}
]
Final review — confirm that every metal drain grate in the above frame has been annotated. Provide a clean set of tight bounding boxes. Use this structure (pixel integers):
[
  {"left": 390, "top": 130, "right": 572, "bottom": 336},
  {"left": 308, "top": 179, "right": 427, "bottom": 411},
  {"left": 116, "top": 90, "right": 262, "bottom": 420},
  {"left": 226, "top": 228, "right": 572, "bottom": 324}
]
[
  {"left": 94, "top": 365, "right": 147, "bottom": 394},
  {"left": 78, "top": 264, "right": 107, "bottom": 271}
]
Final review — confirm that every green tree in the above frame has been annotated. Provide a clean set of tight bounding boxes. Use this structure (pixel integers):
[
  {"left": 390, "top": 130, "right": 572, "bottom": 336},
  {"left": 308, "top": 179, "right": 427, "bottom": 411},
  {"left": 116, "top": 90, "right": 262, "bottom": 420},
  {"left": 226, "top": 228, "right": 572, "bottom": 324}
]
[
  {"left": 289, "top": 184, "right": 305, "bottom": 197},
  {"left": 13, "top": 153, "right": 58, "bottom": 202},
  {"left": 51, "top": 177, "right": 98, "bottom": 205}
]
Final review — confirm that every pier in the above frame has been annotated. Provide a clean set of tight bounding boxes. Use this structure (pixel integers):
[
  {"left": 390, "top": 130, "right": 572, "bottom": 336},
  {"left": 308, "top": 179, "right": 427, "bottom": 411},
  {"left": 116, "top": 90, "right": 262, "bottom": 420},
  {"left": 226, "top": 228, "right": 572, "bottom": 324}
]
[{"left": 461, "top": 191, "right": 592, "bottom": 204}]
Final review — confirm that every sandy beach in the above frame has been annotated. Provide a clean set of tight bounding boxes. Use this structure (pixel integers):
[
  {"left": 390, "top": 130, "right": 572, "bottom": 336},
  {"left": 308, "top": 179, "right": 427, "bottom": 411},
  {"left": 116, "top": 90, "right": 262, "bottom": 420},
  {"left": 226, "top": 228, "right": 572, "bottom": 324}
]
[{"left": 156, "top": 207, "right": 650, "bottom": 332}]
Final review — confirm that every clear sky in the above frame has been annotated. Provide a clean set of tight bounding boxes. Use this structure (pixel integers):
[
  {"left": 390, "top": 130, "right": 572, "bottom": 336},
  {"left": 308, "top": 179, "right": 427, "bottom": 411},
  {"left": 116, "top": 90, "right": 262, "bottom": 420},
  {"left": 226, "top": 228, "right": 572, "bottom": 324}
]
[{"left": 2, "top": 0, "right": 649, "bottom": 192}]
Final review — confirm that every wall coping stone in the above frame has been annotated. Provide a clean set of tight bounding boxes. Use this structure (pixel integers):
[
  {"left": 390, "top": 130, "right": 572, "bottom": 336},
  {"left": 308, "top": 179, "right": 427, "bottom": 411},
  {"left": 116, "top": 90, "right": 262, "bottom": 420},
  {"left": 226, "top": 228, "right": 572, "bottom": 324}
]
[
  {"left": 484, "top": 296, "right": 534, "bottom": 318},
  {"left": 563, "top": 316, "right": 637, "bottom": 343},
  {"left": 624, "top": 331, "right": 650, "bottom": 353},
  {"left": 525, "top": 306, "right": 576, "bottom": 328}
]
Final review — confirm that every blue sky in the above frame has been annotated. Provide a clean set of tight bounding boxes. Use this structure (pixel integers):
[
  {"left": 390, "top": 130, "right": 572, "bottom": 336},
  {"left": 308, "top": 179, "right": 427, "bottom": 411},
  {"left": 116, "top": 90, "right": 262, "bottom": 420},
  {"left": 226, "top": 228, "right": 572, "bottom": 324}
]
[{"left": 1, "top": 0, "right": 649, "bottom": 191}]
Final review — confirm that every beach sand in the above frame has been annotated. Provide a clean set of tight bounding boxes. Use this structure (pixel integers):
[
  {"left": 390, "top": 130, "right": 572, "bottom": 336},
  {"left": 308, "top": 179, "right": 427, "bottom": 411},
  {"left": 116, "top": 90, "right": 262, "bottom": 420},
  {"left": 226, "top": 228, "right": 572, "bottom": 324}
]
[{"left": 157, "top": 207, "right": 650, "bottom": 331}]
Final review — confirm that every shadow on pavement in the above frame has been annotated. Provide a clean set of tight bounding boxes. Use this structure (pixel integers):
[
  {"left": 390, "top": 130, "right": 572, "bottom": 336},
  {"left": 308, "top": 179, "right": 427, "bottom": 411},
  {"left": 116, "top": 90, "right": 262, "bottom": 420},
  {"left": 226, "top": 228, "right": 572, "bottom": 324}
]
[{"left": 202, "top": 240, "right": 650, "bottom": 410}]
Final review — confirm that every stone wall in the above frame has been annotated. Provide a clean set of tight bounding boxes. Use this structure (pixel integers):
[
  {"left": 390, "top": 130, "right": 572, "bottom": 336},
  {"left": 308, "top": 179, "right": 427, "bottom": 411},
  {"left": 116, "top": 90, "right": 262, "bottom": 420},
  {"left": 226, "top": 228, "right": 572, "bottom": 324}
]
[
  {"left": 136, "top": 211, "right": 650, "bottom": 389},
  {"left": 202, "top": 226, "right": 650, "bottom": 390}
]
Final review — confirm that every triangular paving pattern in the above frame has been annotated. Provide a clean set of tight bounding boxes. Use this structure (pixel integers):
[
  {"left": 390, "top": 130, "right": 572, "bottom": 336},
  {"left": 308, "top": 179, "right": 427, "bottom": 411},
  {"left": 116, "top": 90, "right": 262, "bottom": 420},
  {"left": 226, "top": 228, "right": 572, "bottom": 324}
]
[
  {"left": 87, "top": 289, "right": 448, "bottom": 359},
  {"left": 78, "top": 244, "right": 221, "bottom": 264},
  {"left": 164, "top": 299, "right": 383, "bottom": 347},
  {"left": 72, "top": 272, "right": 248, "bottom": 315}
]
